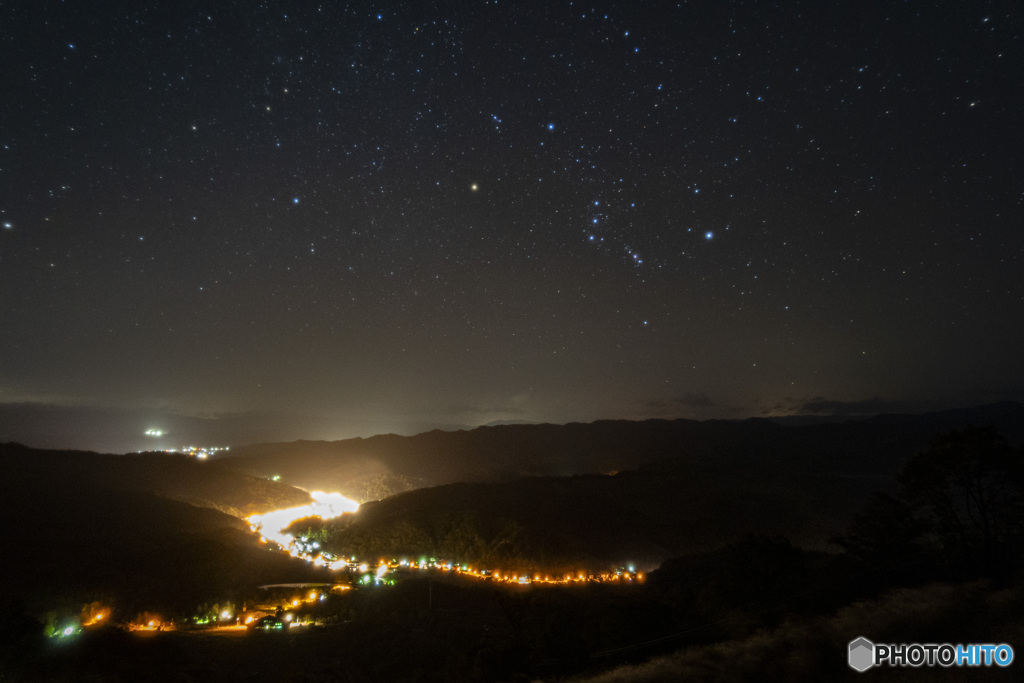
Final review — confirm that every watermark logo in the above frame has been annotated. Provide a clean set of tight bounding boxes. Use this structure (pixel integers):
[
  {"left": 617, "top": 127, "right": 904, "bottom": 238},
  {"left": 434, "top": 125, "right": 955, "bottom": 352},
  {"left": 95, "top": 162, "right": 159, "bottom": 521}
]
[
  {"left": 849, "top": 637, "right": 1014, "bottom": 671},
  {"left": 849, "top": 637, "right": 875, "bottom": 672}
]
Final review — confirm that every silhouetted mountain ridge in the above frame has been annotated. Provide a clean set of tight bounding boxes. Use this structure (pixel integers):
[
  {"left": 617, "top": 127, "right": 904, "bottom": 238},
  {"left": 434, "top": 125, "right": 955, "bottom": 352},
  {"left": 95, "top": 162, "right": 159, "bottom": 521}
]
[
  {"left": 0, "top": 442, "right": 311, "bottom": 517},
  {"left": 223, "top": 402, "right": 1024, "bottom": 502},
  {"left": 260, "top": 403, "right": 1024, "bottom": 569},
  {"left": 0, "top": 443, "right": 329, "bottom": 614}
]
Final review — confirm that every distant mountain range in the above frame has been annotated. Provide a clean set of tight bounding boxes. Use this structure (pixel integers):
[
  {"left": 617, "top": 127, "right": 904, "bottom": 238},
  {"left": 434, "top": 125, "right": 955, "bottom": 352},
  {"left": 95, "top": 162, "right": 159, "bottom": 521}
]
[
  {"left": 220, "top": 402, "right": 1024, "bottom": 568},
  {"left": 3, "top": 402, "right": 1021, "bottom": 611},
  {"left": 222, "top": 401, "right": 1024, "bottom": 501}
]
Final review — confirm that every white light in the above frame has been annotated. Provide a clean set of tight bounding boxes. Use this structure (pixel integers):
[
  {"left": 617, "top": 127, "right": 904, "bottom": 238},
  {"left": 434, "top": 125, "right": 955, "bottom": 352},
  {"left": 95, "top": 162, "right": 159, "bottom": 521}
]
[{"left": 247, "top": 491, "right": 359, "bottom": 550}]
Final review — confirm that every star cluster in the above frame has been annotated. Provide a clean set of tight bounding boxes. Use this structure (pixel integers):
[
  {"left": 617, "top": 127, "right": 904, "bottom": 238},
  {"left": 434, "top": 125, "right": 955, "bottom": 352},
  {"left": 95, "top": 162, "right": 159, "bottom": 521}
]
[{"left": 1, "top": 1, "right": 1022, "bottom": 448}]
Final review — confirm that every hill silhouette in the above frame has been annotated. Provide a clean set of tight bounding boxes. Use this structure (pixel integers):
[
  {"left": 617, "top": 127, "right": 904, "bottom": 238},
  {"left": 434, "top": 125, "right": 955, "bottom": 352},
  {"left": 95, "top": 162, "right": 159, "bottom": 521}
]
[
  {"left": 1, "top": 442, "right": 311, "bottom": 517},
  {"left": 262, "top": 403, "right": 1024, "bottom": 569},
  {"left": 3, "top": 405, "right": 1023, "bottom": 681},
  {"left": 0, "top": 443, "right": 328, "bottom": 615},
  {"left": 223, "top": 402, "right": 1024, "bottom": 501}
]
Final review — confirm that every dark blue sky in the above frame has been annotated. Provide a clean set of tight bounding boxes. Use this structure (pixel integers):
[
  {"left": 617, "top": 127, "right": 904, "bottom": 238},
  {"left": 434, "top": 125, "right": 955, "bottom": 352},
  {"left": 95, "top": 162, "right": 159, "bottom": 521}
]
[{"left": 2, "top": 1, "right": 1022, "bottom": 452}]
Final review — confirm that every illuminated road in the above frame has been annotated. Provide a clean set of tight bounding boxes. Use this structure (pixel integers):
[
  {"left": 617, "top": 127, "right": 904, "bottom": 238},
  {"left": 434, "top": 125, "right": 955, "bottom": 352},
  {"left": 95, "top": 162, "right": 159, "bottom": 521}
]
[
  {"left": 56, "top": 491, "right": 636, "bottom": 640},
  {"left": 247, "top": 491, "right": 360, "bottom": 568},
  {"left": 248, "top": 492, "right": 644, "bottom": 585}
]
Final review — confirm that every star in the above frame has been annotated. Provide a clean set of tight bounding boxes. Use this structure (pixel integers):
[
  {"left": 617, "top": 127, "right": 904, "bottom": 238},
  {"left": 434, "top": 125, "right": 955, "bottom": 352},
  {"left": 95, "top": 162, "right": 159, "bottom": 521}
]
[{"left": 1, "top": 0, "right": 1017, "bottom": 452}]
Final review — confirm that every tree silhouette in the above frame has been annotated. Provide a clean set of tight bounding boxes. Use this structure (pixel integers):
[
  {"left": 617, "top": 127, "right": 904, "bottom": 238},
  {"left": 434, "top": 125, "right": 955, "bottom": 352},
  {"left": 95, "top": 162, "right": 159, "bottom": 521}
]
[
  {"left": 899, "top": 426, "right": 1024, "bottom": 579},
  {"left": 840, "top": 426, "right": 1024, "bottom": 583},
  {"left": 835, "top": 491, "right": 930, "bottom": 585}
]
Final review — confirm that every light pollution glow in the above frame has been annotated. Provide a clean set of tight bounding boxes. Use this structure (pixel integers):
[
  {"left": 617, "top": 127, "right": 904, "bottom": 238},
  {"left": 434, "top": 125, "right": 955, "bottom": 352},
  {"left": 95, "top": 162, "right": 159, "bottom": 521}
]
[
  {"left": 247, "top": 491, "right": 359, "bottom": 559},
  {"left": 248, "top": 492, "right": 645, "bottom": 584}
]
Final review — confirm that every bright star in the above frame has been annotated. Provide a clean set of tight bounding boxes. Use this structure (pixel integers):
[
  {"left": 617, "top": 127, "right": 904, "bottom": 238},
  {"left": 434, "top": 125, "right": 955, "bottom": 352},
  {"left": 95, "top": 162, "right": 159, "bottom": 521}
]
[
  {"left": 292, "top": 197, "right": 299, "bottom": 204},
  {"left": 705, "top": 231, "right": 713, "bottom": 240}
]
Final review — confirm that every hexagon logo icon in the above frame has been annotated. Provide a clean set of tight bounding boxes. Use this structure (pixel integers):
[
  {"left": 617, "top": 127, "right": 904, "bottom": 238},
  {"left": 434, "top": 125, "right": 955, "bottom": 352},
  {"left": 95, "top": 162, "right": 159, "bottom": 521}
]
[{"left": 849, "top": 637, "right": 875, "bottom": 672}]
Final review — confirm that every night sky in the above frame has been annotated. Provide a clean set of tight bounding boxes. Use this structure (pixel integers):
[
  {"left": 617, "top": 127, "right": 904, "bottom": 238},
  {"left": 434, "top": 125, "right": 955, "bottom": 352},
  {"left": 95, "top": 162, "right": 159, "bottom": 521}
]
[{"left": 2, "top": 1, "right": 1022, "bottom": 453}]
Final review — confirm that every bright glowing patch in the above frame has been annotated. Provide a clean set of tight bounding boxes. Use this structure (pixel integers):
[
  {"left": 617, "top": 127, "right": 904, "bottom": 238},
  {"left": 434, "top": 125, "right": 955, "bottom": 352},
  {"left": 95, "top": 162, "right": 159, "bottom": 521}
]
[{"left": 247, "top": 491, "right": 360, "bottom": 553}]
